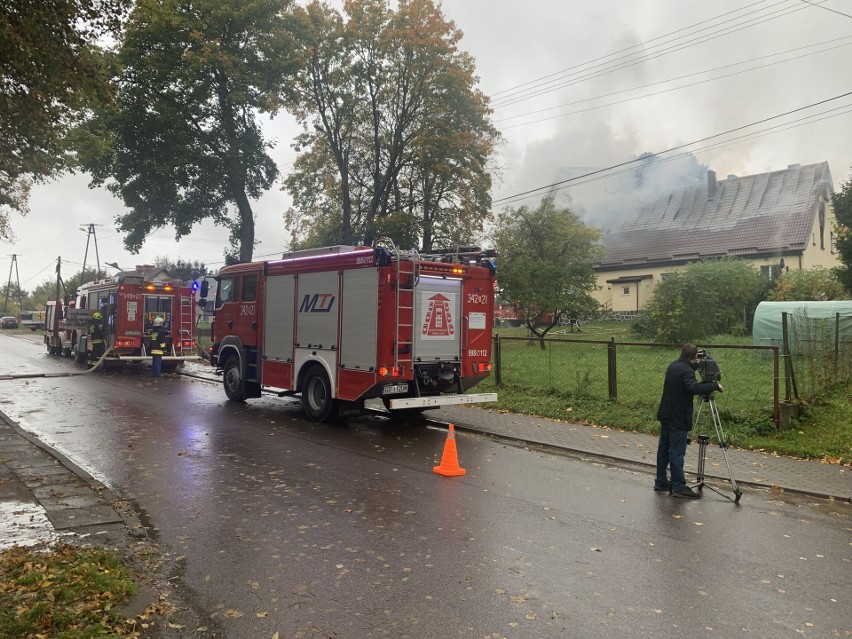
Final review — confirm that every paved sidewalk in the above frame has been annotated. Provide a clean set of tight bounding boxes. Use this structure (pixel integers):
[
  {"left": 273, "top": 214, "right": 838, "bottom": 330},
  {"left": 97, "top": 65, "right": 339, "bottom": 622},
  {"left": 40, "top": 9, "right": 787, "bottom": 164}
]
[
  {"left": 432, "top": 405, "right": 852, "bottom": 503},
  {"left": 0, "top": 410, "right": 145, "bottom": 549}
]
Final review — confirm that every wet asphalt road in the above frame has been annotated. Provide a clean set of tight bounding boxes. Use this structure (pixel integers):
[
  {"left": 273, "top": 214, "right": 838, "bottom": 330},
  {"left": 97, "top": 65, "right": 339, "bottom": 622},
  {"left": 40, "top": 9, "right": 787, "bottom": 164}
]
[{"left": 1, "top": 333, "right": 850, "bottom": 639}]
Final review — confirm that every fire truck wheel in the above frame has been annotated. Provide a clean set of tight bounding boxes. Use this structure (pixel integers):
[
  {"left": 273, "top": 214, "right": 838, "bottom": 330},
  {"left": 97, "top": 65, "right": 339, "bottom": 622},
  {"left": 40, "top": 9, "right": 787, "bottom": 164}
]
[
  {"left": 301, "top": 365, "right": 338, "bottom": 422},
  {"left": 223, "top": 358, "right": 246, "bottom": 401}
]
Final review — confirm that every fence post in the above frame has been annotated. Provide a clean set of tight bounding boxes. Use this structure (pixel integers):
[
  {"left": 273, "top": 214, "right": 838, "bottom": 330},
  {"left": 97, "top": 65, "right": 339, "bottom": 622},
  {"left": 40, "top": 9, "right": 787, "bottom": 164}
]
[
  {"left": 607, "top": 337, "right": 617, "bottom": 400},
  {"left": 773, "top": 346, "right": 780, "bottom": 425},
  {"left": 835, "top": 312, "right": 840, "bottom": 370},
  {"left": 493, "top": 333, "right": 501, "bottom": 386},
  {"left": 781, "top": 311, "right": 799, "bottom": 400}
]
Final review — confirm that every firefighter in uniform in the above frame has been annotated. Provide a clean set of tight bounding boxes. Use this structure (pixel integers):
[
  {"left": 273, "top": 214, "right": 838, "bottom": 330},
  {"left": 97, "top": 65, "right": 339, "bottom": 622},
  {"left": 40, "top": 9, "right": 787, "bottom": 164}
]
[
  {"left": 88, "top": 311, "right": 105, "bottom": 367},
  {"left": 150, "top": 317, "right": 169, "bottom": 377}
]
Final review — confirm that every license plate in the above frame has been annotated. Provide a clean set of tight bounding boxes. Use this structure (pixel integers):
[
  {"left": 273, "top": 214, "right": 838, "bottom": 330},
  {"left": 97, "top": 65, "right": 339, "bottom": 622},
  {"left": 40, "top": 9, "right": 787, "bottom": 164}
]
[{"left": 382, "top": 383, "right": 409, "bottom": 396}]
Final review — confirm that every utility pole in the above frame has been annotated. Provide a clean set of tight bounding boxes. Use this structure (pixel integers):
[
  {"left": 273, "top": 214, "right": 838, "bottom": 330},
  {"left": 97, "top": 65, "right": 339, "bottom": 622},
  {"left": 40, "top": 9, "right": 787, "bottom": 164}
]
[
  {"left": 55, "top": 256, "right": 64, "bottom": 303},
  {"left": 80, "top": 223, "right": 104, "bottom": 280},
  {"left": 3, "top": 254, "right": 22, "bottom": 314}
]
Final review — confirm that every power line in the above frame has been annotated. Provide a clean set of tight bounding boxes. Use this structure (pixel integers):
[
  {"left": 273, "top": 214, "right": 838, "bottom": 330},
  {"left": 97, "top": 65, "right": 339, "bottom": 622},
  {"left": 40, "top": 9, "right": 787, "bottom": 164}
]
[
  {"left": 491, "top": 0, "right": 823, "bottom": 108},
  {"left": 495, "top": 35, "right": 852, "bottom": 128},
  {"left": 492, "top": 0, "right": 826, "bottom": 110},
  {"left": 497, "top": 103, "right": 852, "bottom": 209},
  {"left": 18, "top": 258, "right": 59, "bottom": 285},
  {"left": 497, "top": 38, "right": 852, "bottom": 130},
  {"left": 799, "top": 0, "right": 852, "bottom": 20},
  {"left": 490, "top": 0, "right": 781, "bottom": 100},
  {"left": 492, "top": 89, "right": 852, "bottom": 206}
]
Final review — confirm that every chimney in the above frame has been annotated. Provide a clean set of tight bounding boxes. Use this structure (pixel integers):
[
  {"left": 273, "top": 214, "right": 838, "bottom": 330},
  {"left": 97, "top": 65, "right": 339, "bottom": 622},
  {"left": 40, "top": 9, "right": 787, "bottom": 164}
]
[{"left": 707, "top": 170, "right": 717, "bottom": 200}]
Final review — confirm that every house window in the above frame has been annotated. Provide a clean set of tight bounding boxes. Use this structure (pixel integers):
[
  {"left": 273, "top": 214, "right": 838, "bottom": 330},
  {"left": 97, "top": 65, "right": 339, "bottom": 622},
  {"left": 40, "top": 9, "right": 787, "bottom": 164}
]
[
  {"left": 621, "top": 286, "right": 631, "bottom": 296},
  {"left": 760, "top": 265, "right": 783, "bottom": 281}
]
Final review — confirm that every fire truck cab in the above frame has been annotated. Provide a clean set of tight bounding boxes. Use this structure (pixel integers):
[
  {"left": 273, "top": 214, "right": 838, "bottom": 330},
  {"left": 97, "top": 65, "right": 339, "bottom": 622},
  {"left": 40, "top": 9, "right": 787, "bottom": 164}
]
[
  {"left": 209, "top": 244, "right": 497, "bottom": 421},
  {"left": 44, "top": 273, "right": 199, "bottom": 367}
]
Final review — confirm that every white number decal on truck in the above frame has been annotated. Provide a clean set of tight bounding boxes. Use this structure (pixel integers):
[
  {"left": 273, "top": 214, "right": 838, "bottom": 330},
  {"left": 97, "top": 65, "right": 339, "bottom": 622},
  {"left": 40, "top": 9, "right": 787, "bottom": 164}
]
[{"left": 240, "top": 304, "right": 256, "bottom": 316}]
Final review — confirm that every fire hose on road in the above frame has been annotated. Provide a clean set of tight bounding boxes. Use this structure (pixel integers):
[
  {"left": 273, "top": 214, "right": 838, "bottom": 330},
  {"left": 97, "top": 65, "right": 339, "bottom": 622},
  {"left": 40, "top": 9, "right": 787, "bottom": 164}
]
[{"left": 0, "top": 347, "right": 115, "bottom": 381}]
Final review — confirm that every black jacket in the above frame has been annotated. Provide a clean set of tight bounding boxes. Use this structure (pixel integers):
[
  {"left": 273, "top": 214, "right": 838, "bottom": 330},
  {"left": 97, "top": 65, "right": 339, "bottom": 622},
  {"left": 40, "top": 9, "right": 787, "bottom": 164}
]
[{"left": 656, "top": 357, "right": 720, "bottom": 430}]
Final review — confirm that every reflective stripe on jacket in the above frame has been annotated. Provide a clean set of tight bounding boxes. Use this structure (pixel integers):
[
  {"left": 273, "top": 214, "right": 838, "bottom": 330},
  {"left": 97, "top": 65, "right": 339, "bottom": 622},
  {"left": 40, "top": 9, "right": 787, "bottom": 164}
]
[{"left": 150, "top": 328, "right": 169, "bottom": 356}]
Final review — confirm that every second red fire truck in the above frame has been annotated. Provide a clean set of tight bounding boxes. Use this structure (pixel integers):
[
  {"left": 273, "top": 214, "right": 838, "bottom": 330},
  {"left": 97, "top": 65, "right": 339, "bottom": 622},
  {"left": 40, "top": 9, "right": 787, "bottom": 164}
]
[
  {"left": 208, "top": 244, "right": 497, "bottom": 421},
  {"left": 44, "top": 271, "right": 199, "bottom": 369}
]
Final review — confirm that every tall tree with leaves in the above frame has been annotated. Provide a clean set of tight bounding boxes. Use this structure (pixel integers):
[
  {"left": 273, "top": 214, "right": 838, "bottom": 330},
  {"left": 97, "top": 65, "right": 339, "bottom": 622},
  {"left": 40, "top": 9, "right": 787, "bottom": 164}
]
[
  {"left": 493, "top": 197, "right": 603, "bottom": 348},
  {"left": 285, "top": 0, "right": 498, "bottom": 250},
  {"left": 832, "top": 169, "right": 852, "bottom": 293},
  {"left": 0, "top": 0, "right": 129, "bottom": 239},
  {"left": 79, "top": 0, "right": 297, "bottom": 263}
]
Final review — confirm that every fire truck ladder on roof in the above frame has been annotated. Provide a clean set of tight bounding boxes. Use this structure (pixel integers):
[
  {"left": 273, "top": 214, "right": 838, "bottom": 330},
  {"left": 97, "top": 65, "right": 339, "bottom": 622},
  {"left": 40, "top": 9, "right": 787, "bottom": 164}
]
[{"left": 177, "top": 295, "right": 193, "bottom": 354}]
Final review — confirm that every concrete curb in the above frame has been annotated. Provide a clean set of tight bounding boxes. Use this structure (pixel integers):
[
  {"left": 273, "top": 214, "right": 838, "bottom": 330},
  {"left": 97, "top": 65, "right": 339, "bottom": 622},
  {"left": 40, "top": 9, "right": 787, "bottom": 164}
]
[{"left": 0, "top": 409, "right": 148, "bottom": 537}]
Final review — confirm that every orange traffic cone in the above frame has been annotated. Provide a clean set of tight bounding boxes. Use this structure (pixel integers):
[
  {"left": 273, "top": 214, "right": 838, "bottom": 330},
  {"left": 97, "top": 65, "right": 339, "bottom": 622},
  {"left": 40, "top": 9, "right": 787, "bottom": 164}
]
[{"left": 433, "top": 424, "right": 466, "bottom": 477}]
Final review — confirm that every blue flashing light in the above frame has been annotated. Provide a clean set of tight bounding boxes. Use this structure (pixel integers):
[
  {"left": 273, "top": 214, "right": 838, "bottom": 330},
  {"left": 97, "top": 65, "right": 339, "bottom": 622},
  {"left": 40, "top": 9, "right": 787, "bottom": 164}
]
[{"left": 192, "top": 281, "right": 199, "bottom": 291}]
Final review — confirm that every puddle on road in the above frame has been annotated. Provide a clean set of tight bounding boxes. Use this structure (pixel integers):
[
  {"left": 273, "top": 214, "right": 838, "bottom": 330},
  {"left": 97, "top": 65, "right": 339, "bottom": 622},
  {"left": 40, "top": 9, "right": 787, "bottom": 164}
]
[{"left": 0, "top": 500, "right": 58, "bottom": 550}]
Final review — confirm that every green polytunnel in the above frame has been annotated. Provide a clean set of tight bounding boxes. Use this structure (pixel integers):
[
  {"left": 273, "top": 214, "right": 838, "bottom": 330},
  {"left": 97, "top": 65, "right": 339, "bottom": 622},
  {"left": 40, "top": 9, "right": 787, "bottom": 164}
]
[{"left": 752, "top": 301, "right": 852, "bottom": 353}]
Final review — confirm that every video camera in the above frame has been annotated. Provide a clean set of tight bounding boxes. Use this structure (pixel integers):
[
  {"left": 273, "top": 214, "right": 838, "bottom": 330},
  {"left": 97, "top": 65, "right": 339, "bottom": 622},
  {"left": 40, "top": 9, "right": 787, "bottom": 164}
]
[{"left": 696, "top": 349, "right": 722, "bottom": 383}]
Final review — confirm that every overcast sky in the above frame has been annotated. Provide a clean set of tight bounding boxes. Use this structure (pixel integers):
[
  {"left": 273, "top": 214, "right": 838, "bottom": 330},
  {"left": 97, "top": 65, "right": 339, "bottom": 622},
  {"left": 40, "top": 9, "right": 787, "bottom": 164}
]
[{"left": 5, "top": 0, "right": 852, "bottom": 290}]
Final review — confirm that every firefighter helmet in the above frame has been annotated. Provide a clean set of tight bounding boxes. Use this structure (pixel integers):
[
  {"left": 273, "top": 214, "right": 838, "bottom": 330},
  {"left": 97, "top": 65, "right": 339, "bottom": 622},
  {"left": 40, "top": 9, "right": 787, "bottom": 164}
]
[
  {"left": 92, "top": 311, "right": 103, "bottom": 320},
  {"left": 153, "top": 317, "right": 164, "bottom": 326}
]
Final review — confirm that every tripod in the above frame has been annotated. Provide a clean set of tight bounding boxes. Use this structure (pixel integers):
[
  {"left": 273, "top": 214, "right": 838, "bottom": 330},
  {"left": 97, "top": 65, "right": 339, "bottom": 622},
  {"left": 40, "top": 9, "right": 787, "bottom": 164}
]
[{"left": 691, "top": 393, "right": 742, "bottom": 503}]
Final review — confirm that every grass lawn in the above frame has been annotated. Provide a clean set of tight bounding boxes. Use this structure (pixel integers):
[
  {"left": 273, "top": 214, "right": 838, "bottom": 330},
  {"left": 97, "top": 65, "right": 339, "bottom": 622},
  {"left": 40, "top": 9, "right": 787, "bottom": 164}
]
[{"left": 486, "top": 321, "right": 851, "bottom": 462}]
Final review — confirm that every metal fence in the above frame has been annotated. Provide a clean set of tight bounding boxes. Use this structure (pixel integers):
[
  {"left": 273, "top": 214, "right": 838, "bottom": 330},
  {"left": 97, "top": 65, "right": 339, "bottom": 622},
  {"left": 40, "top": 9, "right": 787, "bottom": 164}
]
[
  {"left": 493, "top": 336, "right": 781, "bottom": 424},
  {"left": 784, "top": 311, "right": 852, "bottom": 402}
]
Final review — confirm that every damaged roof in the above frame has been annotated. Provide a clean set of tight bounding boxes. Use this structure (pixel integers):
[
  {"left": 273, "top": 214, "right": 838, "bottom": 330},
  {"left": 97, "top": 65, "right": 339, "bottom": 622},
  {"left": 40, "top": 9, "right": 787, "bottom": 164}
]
[{"left": 597, "top": 162, "right": 833, "bottom": 270}]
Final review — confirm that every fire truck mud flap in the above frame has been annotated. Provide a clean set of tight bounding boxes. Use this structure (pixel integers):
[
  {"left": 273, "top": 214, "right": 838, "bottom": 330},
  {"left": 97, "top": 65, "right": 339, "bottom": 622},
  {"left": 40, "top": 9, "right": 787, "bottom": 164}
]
[{"left": 387, "top": 393, "right": 497, "bottom": 409}]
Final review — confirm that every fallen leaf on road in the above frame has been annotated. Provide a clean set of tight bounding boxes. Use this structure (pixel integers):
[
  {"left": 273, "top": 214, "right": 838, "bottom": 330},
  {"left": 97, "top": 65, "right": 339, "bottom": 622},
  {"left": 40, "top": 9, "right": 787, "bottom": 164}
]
[{"left": 223, "top": 609, "right": 244, "bottom": 618}]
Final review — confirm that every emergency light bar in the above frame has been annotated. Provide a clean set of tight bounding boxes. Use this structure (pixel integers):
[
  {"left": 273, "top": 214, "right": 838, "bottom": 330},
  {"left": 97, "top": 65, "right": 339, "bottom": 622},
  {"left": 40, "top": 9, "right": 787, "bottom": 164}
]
[
  {"left": 420, "top": 264, "right": 466, "bottom": 275},
  {"left": 144, "top": 283, "right": 174, "bottom": 291}
]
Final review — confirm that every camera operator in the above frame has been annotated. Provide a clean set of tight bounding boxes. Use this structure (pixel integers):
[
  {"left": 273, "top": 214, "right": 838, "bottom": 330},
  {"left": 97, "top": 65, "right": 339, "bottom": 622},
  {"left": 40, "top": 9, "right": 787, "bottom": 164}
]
[{"left": 655, "top": 343, "right": 724, "bottom": 498}]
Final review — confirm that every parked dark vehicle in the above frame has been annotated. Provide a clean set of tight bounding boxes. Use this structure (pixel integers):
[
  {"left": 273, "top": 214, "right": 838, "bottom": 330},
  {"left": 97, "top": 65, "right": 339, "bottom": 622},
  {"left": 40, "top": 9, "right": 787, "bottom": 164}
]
[{"left": 1, "top": 316, "right": 19, "bottom": 329}]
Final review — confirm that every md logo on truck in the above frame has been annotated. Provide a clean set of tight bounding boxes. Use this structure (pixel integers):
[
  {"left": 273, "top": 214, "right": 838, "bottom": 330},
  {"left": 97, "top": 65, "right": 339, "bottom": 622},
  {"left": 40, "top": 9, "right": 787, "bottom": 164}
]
[{"left": 299, "top": 293, "right": 336, "bottom": 313}]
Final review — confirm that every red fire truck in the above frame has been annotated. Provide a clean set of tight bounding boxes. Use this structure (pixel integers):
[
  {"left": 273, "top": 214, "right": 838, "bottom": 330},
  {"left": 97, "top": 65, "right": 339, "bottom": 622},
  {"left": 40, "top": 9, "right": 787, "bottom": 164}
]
[
  {"left": 44, "top": 272, "right": 199, "bottom": 368},
  {"left": 208, "top": 244, "right": 497, "bottom": 421}
]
